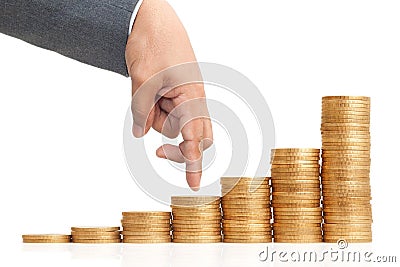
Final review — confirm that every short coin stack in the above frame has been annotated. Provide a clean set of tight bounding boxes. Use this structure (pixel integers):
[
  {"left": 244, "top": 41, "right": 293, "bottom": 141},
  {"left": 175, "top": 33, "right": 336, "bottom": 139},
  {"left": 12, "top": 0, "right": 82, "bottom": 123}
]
[
  {"left": 270, "top": 148, "right": 323, "bottom": 243},
  {"left": 22, "top": 234, "right": 71, "bottom": 243},
  {"left": 71, "top": 226, "right": 121, "bottom": 243},
  {"left": 220, "top": 177, "right": 272, "bottom": 243},
  {"left": 321, "top": 96, "right": 372, "bottom": 243},
  {"left": 121, "top": 211, "right": 172, "bottom": 243},
  {"left": 171, "top": 196, "right": 222, "bottom": 243}
]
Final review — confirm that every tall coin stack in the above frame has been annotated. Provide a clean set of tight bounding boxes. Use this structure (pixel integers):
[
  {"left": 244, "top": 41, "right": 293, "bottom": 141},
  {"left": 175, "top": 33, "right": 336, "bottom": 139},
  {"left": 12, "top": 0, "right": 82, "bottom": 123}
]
[
  {"left": 71, "top": 226, "right": 121, "bottom": 243},
  {"left": 171, "top": 196, "right": 222, "bottom": 243},
  {"left": 321, "top": 96, "right": 372, "bottom": 243},
  {"left": 121, "top": 211, "right": 172, "bottom": 243},
  {"left": 270, "top": 148, "right": 323, "bottom": 243},
  {"left": 220, "top": 177, "right": 272, "bottom": 243}
]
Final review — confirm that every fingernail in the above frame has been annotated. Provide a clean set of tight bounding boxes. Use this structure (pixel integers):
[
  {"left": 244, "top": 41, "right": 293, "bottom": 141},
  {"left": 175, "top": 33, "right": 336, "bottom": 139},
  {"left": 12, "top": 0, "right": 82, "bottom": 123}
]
[
  {"left": 190, "top": 186, "right": 200, "bottom": 192},
  {"left": 132, "top": 124, "right": 143, "bottom": 137}
]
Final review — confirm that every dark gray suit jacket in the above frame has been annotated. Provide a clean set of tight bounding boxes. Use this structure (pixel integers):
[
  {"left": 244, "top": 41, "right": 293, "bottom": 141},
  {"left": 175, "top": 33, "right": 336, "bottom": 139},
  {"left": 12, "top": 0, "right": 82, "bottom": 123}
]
[{"left": 0, "top": 0, "right": 139, "bottom": 76}]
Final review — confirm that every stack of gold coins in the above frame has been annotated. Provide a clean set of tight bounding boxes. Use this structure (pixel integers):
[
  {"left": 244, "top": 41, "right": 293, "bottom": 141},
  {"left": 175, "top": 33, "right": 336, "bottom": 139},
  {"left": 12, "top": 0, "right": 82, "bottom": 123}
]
[
  {"left": 321, "top": 96, "right": 372, "bottom": 243},
  {"left": 121, "top": 211, "right": 172, "bottom": 243},
  {"left": 270, "top": 148, "right": 323, "bottom": 243},
  {"left": 220, "top": 177, "right": 272, "bottom": 243},
  {"left": 71, "top": 226, "right": 121, "bottom": 243},
  {"left": 171, "top": 196, "right": 222, "bottom": 243},
  {"left": 22, "top": 234, "right": 71, "bottom": 243}
]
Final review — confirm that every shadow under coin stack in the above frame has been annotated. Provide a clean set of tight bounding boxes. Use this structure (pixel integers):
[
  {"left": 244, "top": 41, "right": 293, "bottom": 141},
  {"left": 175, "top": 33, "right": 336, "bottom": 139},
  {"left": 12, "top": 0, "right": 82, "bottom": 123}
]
[
  {"left": 71, "top": 226, "right": 121, "bottom": 243},
  {"left": 220, "top": 177, "right": 272, "bottom": 243},
  {"left": 22, "top": 234, "right": 71, "bottom": 243},
  {"left": 121, "top": 211, "right": 172, "bottom": 243},
  {"left": 271, "top": 148, "right": 323, "bottom": 243},
  {"left": 321, "top": 96, "right": 372, "bottom": 243},
  {"left": 171, "top": 196, "right": 222, "bottom": 243}
]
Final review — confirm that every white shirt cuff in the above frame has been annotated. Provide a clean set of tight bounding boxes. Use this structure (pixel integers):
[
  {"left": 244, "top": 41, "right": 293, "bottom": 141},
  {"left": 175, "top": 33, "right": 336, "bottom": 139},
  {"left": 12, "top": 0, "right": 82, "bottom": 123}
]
[{"left": 128, "top": 0, "right": 144, "bottom": 35}]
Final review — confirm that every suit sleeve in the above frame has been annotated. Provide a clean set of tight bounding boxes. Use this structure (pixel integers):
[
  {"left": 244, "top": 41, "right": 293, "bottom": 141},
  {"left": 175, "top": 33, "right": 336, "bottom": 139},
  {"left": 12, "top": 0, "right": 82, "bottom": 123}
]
[{"left": 0, "top": 0, "right": 140, "bottom": 76}]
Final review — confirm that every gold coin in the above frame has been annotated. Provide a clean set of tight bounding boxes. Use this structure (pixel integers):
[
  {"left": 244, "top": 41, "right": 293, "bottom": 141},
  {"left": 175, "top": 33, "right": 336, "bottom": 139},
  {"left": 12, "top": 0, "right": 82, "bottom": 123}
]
[
  {"left": 274, "top": 219, "right": 322, "bottom": 224},
  {"left": 223, "top": 236, "right": 273, "bottom": 241},
  {"left": 223, "top": 214, "right": 271, "bottom": 219},
  {"left": 222, "top": 190, "right": 270, "bottom": 198},
  {"left": 172, "top": 239, "right": 222, "bottom": 243},
  {"left": 272, "top": 191, "right": 320, "bottom": 196},
  {"left": 172, "top": 220, "right": 221, "bottom": 225},
  {"left": 273, "top": 227, "right": 321, "bottom": 233},
  {"left": 123, "top": 227, "right": 171, "bottom": 232},
  {"left": 71, "top": 235, "right": 121, "bottom": 240},
  {"left": 273, "top": 222, "right": 321, "bottom": 226},
  {"left": 223, "top": 238, "right": 272, "bottom": 243},
  {"left": 123, "top": 238, "right": 171, "bottom": 243},
  {"left": 220, "top": 177, "right": 269, "bottom": 184},
  {"left": 271, "top": 179, "right": 320, "bottom": 184},
  {"left": 274, "top": 213, "right": 322, "bottom": 218},
  {"left": 223, "top": 226, "right": 271, "bottom": 232},
  {"left": 272, "top": 203, "right": 320, "bottom": 208},
  {"left": 221, "top": 183, "right": 270, "bottom": 189},
  {"left": 272, "top": 186, "right": 319, "bottom": 191},
  {"left": 121, "top": 219, "right": 171, "bottom": 225},
  {"left": 22, "top": 234, "right": 71, "bottom": 240},
  {"left": 323, "top": 225, "right": 371, "bottom": 231},
  {"left": 72, "top": 233, "right": 121, "bottom": 239},
  {"left": 72, "top": 239, "right": 121, "bottom": 243},
  {"left": 271, "top": 172, "right": 320, "bottom": 177},
  {"left": 171, "top": 207, "right": 221, "bottom": 213},
  {"left": 321, "top": 129, "right": 370, "bottom": 134},
  {"left": 122, "top": 211, "right": 171, "bottom": 218},
  {"left": 172, "top": 235, "right": 222, "bottom": 240},
  {"left": 322, "top": 192, "right": 371, "bottom": 198},
  {"left": 173, "top": 230, "right": 221, "bottom": 236},
  {"left": 274, "top": 211, "right": 322, "bottom": 216},
  {"left": 171, "top": 196, "right": 220, "bottom": 206},
  {"left": 322, "top": 96, "right": 370, "bottom": 100},
  {"left": 273, "top": 240, "right": 322, "bottom": 244},
  {"left": 121, "top": 222, "right": 171, "bottom": 228},
  {"left": 322, "top": 159, "right": 371, "bottom": 165},
  {"left": 272, "top": 198, "right": 321, "bottom": 203},
  {"left": 222, "top": 184, "right": 270, "bottom": 190},
  {"left": 271, "top": 148, "right": 320, "bottom": 153},
  {"left": 172, "top": 216, "right": 221, "bottom": 221},
  {"left": 322, "top": 152, "right": 370, "bottom": 157},
  {"left": 322, "top": 170, "right": 370, "bottom": 176},
  {"left": 321, "top": 115, "right": 370, "bottom": 120},
  {"left": 221, "top": 197, "right": 270, "bottom": 202},
  {"left": 222, "top": 206, "right": 270, "bottom": 211},
  {"left": 122, "top": 231, "right": 170, "bottom": 236},
  {"left": 272, "top": 174, "right": 320, "bottom": 179},
  {"left": 323, "top": 206, "right": 371, "bottom": 212},
  {"left": 271, "top": 155, "right": 320, "bottom": 160},
  {"left": 321, "top": 176, "right": 370, "bottom": 181},
  {"left": 172, "top": 209, "right": 221, "bottom": 214},
  {"left": 323, "top": 230, "right": 372, "bottom": 236},
  {"left": 273, "top": 188, "right": 321, "bottom": 193},
  {"left": 321, "top": 112, "right": 371, "bottom": 119},
  {"left": 23, "top": 239, "right": 71, "bottom": 243},
  {"left": 273, "top": 206, "right": 321, "bottom": 211},
  {"left": 71, "top": 226, "right": 120, "bottom": 232},
  {"left": 271, "top": 160, "right": 320, "bottom": 166},
  {"left": 223, "top": 219, "right": 270, "bottom": 223}
]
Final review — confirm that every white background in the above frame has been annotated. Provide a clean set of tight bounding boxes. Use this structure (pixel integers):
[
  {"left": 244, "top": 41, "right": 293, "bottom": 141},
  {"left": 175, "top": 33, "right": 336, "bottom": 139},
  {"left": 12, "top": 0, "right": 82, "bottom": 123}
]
[{"left": 0, "top": 0, "right": 399, "bottom": 266}]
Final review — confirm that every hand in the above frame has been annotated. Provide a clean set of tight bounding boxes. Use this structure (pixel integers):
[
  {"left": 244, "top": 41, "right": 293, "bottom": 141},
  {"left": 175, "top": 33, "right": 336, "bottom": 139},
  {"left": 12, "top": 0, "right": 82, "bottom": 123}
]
[{"left": 125, "top": 0, "right": 213, "bottom": 190}]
